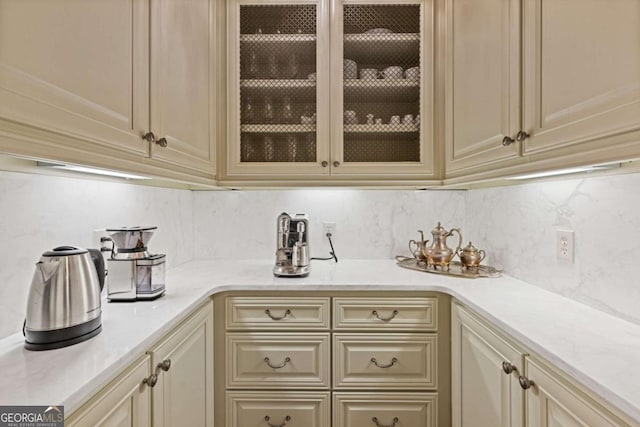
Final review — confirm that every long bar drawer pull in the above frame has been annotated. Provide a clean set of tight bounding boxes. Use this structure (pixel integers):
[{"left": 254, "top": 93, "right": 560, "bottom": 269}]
[
  {"left": 265, "top": 309, "right": 291, "bottom": 320},
  {"left": 372, "top": 309, "right": 399, "bottom": 321},
  {"left": 371, "top": 357, "right": 398, "bottom": 368},
  {"left": 372, "top": 416, "right": 399, "bottom": 427},
  {"left": 265, "top": 415, "right": 291, "bottom": 427},
  {"left": 264, "top": 356, "right": 291, "bottom": 369}
]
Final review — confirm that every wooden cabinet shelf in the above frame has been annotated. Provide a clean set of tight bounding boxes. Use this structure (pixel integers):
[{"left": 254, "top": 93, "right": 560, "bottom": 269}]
[
  {"left": 241, "top": 124, "right": 316, "bottom": 133},
  {"left": 344, "top": 124, "right": 418, "bottom": 134}
]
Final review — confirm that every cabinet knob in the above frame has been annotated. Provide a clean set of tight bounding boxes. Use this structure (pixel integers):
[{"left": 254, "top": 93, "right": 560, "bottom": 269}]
[
  {"left": 502, "top": 361, "right": 517, "bottom": 374},
  {"left": 333, "top": 161, "right": 340, "bottom": 167},
  {"left": 264, "top": 356, "right": 291, "bottom": 369},
  {"left": 516, "top": 130, "right": 530, "bottom": 142},
  {"left": 142, "top": 373, "right": 158, "bottom": 388},
  {"left": 502, "top": 135, "right": 515, "bottom": 146},
  {"left": 321, "top": 161, "right": 329, "bottom": 167},
  {"left": 519, "top": 375, "right": 534, "bottom": 390},
  {"left": 157, "top": 359, "right": 172, "bottom": 372},
  {"left": 264, "top": 415, "right": 291, "bottom": 427},
  {"left": 156, "top": 137, "right": 168, "bottom": 148},
  {"left": 142, "top": 132, "right": 156, "bottom": 143},
  {"left": 265, "top": 308, "right": 291, "bottom": 320},
  {"left": 372, "top": 416, "right": 399, "bottom": 427}
]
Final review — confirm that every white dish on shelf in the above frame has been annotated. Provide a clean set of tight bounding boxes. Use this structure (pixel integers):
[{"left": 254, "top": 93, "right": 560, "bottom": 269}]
[{"left": 364, "top": 28, "right": 393, "bottom": 34}]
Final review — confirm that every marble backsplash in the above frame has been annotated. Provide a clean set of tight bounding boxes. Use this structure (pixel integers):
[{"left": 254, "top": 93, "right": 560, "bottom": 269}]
[
  {"left": 0, "top": 171, "right": 194, "bottom": 339},
  {"left": 2, "top": 168, "right": 640, "bottom": 339},
  {"left": 192, "top": 189, "right": 466, "bottom": 260},
  {"left": 465, "top": 173, "right": 640, "bottom": 325}
]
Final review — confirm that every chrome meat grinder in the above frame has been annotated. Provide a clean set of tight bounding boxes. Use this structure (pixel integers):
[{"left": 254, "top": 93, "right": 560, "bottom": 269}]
[{"left": 273, "top": 213, "right": 310, "bottom": 277}]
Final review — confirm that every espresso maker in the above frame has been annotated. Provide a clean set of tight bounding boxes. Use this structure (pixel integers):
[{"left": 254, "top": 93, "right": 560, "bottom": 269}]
[
  {"left": 274, "top": 213, "right": 310, "bottom": 277},
  {"left": 103, "top": 226, "right": 166, "bottom": 301}
]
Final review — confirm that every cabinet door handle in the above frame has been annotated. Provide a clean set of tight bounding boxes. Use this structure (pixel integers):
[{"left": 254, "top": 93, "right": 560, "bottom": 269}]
[
  {"left": 321, "top": 161, "right": 329, "bottom": 167},
  {"left": 519, "top": 375, "right": 534, "bottom": 390},
  {"left": 502, "top": 361, "right": 518, "bottom": 374},
  {"left": 265, "top": 309, "right": 291, "bottom": 320},
  {"left": 502, "top": 135, "right": 515, "bottom": 146},
  {"left": 516, "top": 130, "right": 530, "bottom": 142},
  {"left": 264, "top": 415, "right": 291, "bottom": 427},
  {"left": 142, "top": 132, "right": 156, "bottom": 143},
  {"left": 157, "top": 359, "right": 172, "bottom": 372},
  {"left": 372, "top": 309, "right": 399, "bottom": 321},
  {"left": 370, "top": 357, "right": 398, "bottom": 368},
  {"left": 142, "top": 373, "right": 157, "bottom": 387},
  {"left": 372, "top": 417, "right": 399, "bottom": 427},
  {"left": 333, "top": 160, "right": 340, "bottom": 167},
  {"left": 156, "top": 137, "right": 168, "bottom": 148},
  {"left": 264, "top": 356, "right": 291, "bottom": 369}
]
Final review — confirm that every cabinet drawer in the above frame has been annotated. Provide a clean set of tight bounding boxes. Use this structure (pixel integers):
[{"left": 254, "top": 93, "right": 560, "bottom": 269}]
[
  {"left": 227, "top": 391, "right": 330, "bottom": 427},
  {"left": 226, "top": 333, "right": 330, "bottom": 389},
  {"left": 333, "top": 297, "right": 438, "bottom": 331},
  {"left": 333, "top": 392, "right": 438, "bottom": 427},
  {"left": 226, "top": 297, "right": 330, "bottom": 330},
  {"left": 334, "top": 334, "right": 437, "bottom": 389}
]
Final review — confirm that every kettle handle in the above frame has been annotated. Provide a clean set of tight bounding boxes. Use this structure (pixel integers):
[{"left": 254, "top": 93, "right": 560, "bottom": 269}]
[
  {"left": 449, "top": 228, "right": 463, "bottom": 258},
  {"left": 88, "top": 248, "right": 106, "bottom": 292}
]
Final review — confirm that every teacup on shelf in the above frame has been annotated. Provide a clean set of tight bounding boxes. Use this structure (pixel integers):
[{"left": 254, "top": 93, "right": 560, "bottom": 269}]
[
  {"left": 405, "top": 66, "right": 420, "bottom": 81},
  {"left": 359, "top": 68, "right": 379, "bottom": 80},
  {"left": 389, "top": 115, "right": 401, "bottom": 125},
  {"left": 344, "top": 110, "right": 358, "bottom": 124},
  {"left": 382, "top": 66, "right": 403, "bottom": 79}
]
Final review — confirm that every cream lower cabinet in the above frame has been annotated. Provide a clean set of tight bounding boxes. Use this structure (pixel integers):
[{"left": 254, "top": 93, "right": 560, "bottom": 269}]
[
  {"left": 66, "top": 301, "right": 213, "bottom": 427},
  {"left": 148, "top": 301, "right": 214, "bottom": 427},
  {"left": 524, "top": 358, "right": 634, "bottom": 427},
  {"left": 0, "top": 0, "right": 216, "bottom": 184},
  {"left": 452, "top": 303, "right": 525, "bottom": 427},
  {"left": 66, "top": 356, "right": 152, "bottom": 427},
  {"left": 216, "top": 293, "right": 450, "bottom": 427},
  {"left": 453, "top": 302, "right": 638, "bottom": 427}
]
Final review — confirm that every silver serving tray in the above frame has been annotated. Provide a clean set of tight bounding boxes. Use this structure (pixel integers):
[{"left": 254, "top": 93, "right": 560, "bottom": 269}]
[{"left": 395, "top": 256, "right": 502, "bottom": 279}]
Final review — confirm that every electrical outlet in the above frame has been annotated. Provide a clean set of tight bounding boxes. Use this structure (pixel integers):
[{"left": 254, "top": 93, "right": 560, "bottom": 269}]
[
  {"left": 557, "top": 230, "right": 575, "bottom": 262},
  {"left": 322, "top": 221, "right": 336, "bottom": 237}
]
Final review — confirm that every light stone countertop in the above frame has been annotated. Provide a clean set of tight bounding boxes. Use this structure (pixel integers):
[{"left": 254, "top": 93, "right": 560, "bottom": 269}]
[{"left": 0, "top": 259, "right": 639, "bottom": 423}]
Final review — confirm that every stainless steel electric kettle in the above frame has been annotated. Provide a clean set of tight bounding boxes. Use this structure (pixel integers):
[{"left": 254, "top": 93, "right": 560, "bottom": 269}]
[{"left": 24, "top": 246, "right": 105, "bottom": 351}]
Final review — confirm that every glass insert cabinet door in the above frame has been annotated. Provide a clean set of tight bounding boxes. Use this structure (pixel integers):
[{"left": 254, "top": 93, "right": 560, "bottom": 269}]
[
  {"left": 227, "top": 0, "right": 331, "bottom": 176},
  {"left": 227, "top": 0, "right": 433, "bottom": 178},
  {"left": 330, "top": 0, "right": 433, "bottom": 176}
]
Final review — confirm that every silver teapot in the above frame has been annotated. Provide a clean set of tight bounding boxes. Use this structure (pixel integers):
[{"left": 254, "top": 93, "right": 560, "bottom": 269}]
[
  {"left": 421, "top": 222, "right": 462, "bottom": 270},
  {"left": 458, "top": 241, "right": 486, "bottom": 271},
  {"left": 408, "top": 230, "right": 429, "bottom": 263}
]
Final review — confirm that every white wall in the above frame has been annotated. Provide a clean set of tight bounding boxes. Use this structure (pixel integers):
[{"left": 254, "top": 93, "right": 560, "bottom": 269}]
[
  {"left": 465, "top": 173, "right": 640, "bottom": 325},
  {"left": 192, "top": 189, "right": 466, "bottom": 260},
  {"left": 2, "top": 169, "right": 640, "bottom": 340},
  {"left": 0, "top": 171, "right": 194, "bottom": 339}
]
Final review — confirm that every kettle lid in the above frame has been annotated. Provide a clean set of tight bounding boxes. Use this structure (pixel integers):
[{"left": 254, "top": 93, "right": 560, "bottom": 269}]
[{"left": 42, "top": 246, "right": 88, "bottom": 257}]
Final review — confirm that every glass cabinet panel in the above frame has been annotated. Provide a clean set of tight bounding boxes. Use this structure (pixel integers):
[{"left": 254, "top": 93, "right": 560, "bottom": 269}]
[
  {"left": 238, "top": 5, "right": 318, "bottom": 164},
  {"left": 340, "top": 3, "right": 424, "bottom": 166}
]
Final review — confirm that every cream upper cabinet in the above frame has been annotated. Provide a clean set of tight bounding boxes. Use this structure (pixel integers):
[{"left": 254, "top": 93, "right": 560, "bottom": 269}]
[
  {"left": 521, "top": 0, "right": 640, "bottom": 159},
  {"left": 452, "top": 303, "right": 525, "bottom": 427},
  {"left": 65, "top": 356, "right": 152, "bottom": 427},
  {"left": 444, "top": 0, "right": 521, "bottom": 175},
  {"left": 224, "top": 0, "right": 435, "bottom": 182},
  {"left": 0, "top": 0, "right": 149, "bottom": 158},
  {"left": 0, "top": 0, "right": 217, "bottom": 184},
  {"left": 149, "top": 0, "right": 215, "bottom": 176},
  {"left": 148, "top": 302, "right": 214, "bottom": 427},
  {"left": 523, "top": 357, "right": 633, "bottom": 427}
]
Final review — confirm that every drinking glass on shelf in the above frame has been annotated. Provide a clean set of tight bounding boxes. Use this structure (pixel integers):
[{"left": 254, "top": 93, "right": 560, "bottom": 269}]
[
  {"left": 267, "top": 52, "right": 279, "bottom": 79},
  {"left": 264, "top": 135, "right": 275, "bottom": 161},
  {"left": 285, "top": 53, "right": 299, "bottom": 79},
  {"left": 281, "top": 97, "right": 293, "bottom": 123},
  {"left": 241, "top": 134, "right": 255, "bottom": 162},
  {"left": 247, "top": 49, "right": 259, "bottom": 79},
  {"left": 243, "top": 96, "right": 255, "bottom": 123},
  {"left": 286, "top": 134, "right": 298, "bottom": 162},
  {"left": 263, "top": 96, "right": 275, "bottom": 123},
  {"left": 304, "top": 133, "right": 315, "bottom": 161}
]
